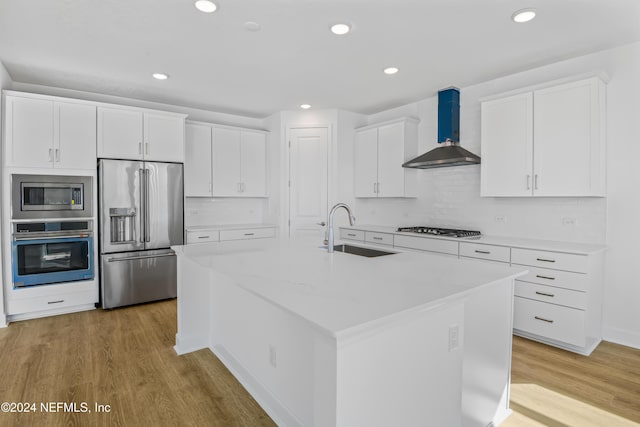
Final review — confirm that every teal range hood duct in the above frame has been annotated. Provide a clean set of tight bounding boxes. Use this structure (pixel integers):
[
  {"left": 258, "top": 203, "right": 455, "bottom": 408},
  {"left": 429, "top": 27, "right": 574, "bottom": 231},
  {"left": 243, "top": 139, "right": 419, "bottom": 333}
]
[{"left": 402, "top": 87, "right": 480, "bottom": 169}]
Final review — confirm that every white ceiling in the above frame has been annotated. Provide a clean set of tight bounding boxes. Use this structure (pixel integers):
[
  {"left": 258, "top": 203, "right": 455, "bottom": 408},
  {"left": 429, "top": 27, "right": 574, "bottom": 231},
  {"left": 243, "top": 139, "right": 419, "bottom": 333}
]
[{"left": 1, "top": 0, "right": 639, "bottom": 118}]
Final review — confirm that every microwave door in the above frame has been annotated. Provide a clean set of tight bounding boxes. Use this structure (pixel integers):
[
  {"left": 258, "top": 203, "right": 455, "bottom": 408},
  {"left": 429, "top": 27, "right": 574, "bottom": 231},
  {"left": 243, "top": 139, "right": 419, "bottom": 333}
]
[
  {"left": 143, "top": 162, "right": 184, "bottom": 250},
  {"left": 99, "top": 159, "right": 144, "bottom": 254}
]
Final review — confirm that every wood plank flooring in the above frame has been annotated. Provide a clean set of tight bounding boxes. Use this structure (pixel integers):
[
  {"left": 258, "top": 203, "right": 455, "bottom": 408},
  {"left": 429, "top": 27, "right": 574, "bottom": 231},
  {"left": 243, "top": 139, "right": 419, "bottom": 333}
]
[{"left": 0, "top": 299, "right": 638, "bottom": 426}]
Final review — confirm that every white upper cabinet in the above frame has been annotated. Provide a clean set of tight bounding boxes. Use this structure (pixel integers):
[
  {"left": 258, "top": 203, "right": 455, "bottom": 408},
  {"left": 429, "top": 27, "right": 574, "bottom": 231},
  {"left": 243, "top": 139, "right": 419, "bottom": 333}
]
[
  {"left": 184, "top": 122, "right": 268, "bottom": 198},
  {"left": 4, "top": 94, "right": 96, "bottom": 170},
  {"left": 480, "top": 93, "right": 533, "bottom": 197},
  {"left": 97, "top": 107, "right": 186, "bottom": 162},
  {"left": 481, "top": 76, "right": 606, "bottom": 197},
  {"left": 185, "top": 123, "right": 213, "bottom": 197},
  {"left": 354, "top": 118, "right": 418, "bottom": 198}
]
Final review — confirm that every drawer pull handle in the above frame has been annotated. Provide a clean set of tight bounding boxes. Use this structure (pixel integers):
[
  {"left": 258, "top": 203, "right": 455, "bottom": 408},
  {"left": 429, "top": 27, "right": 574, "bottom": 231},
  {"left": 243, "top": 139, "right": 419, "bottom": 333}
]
[
  {"left": 534, "top": 316, "right": 554, "bottom": 323},
  {"left": 475, "top": 250, "right": 491, "bottom": 254},
  {"left": 535, "top": 291, "right": 555, "bottom": 297},
  {"left": 244, "top": 233, "right": 255, "bottom": 236},
  {"left": 536, "top": 274, "right": 555, "bottom": 280},
  {"left": 536, "top": 258, "right": 556, "bottom": 263},
  {"left": 48, "top": 300, "right": 65, "bottom": 305},
  {"left": 198, "top": 236, "right": 210, "bottom": 239},
  {"left": 347, "top": 233, "right": 357, "bottom": 237},
  {"left": 373, "top": 237, "right": 383, "bottom": 240}
]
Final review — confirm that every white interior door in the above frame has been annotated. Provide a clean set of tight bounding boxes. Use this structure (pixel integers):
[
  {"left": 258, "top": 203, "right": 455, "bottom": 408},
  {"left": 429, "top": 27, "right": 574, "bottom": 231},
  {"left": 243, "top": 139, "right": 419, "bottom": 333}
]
[{"left": 288, "top": 127, "right": 328, "bottom": 240}]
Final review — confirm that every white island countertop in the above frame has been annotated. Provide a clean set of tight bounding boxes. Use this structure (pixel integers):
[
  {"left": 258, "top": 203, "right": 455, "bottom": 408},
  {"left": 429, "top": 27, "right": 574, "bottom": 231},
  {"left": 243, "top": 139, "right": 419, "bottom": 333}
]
[{"left": 176, "top": 239, "right": 527, "bottom": 338}]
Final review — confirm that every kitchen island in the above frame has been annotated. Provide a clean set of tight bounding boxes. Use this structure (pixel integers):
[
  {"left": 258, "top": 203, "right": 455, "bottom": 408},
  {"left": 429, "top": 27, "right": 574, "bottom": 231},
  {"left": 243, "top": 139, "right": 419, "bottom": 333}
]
[{"left": 173, "top": 239, "right": 527, "bottom": 427}]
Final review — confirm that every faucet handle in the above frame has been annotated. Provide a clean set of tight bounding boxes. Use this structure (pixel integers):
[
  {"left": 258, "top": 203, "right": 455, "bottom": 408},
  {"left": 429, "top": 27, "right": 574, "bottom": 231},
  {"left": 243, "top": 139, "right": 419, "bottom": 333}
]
[{"left": 317, "top": 221, "right": 326, "bottom": 226}]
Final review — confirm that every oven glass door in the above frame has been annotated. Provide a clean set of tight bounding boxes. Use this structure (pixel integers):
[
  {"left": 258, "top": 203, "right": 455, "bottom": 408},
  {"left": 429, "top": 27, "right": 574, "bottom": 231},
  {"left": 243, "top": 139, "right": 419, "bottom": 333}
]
[{"left": 12, "top": 237, "right": 94, "bottom": 287}]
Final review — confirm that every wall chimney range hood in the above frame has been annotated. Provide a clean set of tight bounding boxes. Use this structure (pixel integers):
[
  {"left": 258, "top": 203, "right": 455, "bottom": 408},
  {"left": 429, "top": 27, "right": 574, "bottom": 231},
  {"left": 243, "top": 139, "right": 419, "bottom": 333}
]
[{"left": 402, "top": 87, "right": 480, "bottom": 169}]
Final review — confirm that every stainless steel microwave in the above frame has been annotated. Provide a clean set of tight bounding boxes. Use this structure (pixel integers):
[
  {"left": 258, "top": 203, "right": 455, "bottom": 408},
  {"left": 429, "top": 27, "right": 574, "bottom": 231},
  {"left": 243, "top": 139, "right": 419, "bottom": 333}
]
[{"left": 12, "top": 174, "right": 93, "bottom": 219}]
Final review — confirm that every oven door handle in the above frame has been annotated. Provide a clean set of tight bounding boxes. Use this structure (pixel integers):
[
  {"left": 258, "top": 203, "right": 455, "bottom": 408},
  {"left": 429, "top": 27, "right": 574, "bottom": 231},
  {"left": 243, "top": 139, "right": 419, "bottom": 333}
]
[
  {"left": 13, "top": 233, "right": 93, "bottom": 241},
  {"left": 106, "top": 252, "right": 175, "bottom": 262}
]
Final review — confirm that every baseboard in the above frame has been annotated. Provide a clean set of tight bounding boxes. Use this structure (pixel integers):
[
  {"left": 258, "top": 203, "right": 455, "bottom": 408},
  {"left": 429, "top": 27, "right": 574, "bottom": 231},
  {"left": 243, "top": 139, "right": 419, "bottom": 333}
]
[
  {"left": 210, "top": 344, "right": 304, "bottom": 427},
  {"left": 7, "top": 304, "right": 95, "bottom": 323},
  {"left": 0, "top": 313, "right": 7, "bottom": 328},
  {"left": 602, "top": 327, "right": 640, "bottom": 350},
  {"left": 173, "top": 333, "right": 207, "bottom": 355},
  {"left": 513, "top": 330, "right": 600, "bottom": 356}
]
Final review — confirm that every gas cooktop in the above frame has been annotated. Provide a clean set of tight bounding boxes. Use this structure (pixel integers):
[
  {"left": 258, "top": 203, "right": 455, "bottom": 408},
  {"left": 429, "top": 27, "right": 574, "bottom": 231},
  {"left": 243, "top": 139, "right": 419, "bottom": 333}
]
[{"left": 397, "top": 226, "right": 481, "bottom": 238}]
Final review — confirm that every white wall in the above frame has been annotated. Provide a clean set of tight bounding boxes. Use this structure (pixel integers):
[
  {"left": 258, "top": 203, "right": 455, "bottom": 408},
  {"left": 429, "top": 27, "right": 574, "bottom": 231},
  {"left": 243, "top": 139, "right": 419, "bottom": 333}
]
[
  {"left": 352, "top": 41, "right": 640, "bottom": 348},
  {"left": 0, "top": 61, "right": 13, "bottom": 327}
]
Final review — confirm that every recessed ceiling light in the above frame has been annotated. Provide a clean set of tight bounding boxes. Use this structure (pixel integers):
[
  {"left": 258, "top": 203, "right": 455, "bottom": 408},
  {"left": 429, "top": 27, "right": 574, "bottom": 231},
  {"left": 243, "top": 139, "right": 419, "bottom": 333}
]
[
  {"left": 244, "top": 21, "right": 261, "bottom": 32},
  {"left": 330, "top": 23, "right": 351, "bottom": 35},
  {"left": 195, "top": 0, "right": 217, "bottom": 13},
  {"left": 300, "top": 104, "right": 311, "bottom": 110},
  {"left": 512, "top": 8, "right": 536, "bottom": 23},
  {"left": 152, "top": 73, "right": 169, "bottom": 80},
  {"left": 383, "top": 67, "right": 399, "bottom": 75}
]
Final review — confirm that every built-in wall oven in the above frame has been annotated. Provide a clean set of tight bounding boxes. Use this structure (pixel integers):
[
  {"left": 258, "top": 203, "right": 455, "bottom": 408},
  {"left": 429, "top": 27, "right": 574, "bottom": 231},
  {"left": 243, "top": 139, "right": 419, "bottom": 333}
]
[
  {"left": 11, "top": 220, "right": 95, "bottom": 288},
  {"left": 12, "top": 174, "right": 92, "bottom": 220}
]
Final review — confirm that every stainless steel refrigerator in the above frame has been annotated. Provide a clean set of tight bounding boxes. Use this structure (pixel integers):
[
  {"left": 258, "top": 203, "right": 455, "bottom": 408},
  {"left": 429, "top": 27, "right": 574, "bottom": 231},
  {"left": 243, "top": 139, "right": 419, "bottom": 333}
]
[{"left": 98, "top": 159, "right": 183, "bottom": 309}]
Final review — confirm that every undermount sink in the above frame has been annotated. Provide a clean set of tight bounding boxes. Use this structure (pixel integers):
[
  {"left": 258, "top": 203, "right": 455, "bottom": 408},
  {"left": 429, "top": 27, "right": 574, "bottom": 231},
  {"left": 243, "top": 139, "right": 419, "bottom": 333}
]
[{"left": 331, "top": 244, "right": 396, "bottom": 258}]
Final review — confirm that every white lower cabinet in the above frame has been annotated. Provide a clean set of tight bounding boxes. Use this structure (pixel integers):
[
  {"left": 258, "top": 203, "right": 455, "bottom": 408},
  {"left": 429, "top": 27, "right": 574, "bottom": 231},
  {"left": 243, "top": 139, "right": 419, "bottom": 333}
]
[
  {"left": 510, "top": 247, "right": 602, "bottom": 355},
  {"left": 340, "top": 226, "right": 605, "bottom": 355},
  {"left": 186, "top": 226, "right": 276, "bottom": 245}
]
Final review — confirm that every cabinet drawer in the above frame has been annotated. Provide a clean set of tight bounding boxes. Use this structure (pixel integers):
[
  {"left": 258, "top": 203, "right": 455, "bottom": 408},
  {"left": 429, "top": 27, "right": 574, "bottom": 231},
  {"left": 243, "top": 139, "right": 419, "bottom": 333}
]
[
  {"left": 459, "top": 242, "right": 510, "bottom": 263},
  {"left": 220, "top": 227, "right": 276, "bottom": 241},
  {"left": 515, "top": 282, "right": 587, "bottom": 309},
  {"left": 365, "top": 231, "right": 394, "bottom": 246},
  {"left": 394, "top": 234, "right": 458, "bottom": 256},
  {"left": 514, "top": 266, "right": 587, "bottom": 292},
  {"left": 186, "top": 230, "right": 220, "bottom": 244},
  {"left": 8, "top": 291, "right": 95, "bottom": 316},
  {"left": 511, "top": 248, "right": 588, "bottom": 273},
  {"left": 514, "top": 297, "right": 585, "bottom": 347},
  {"left": 340, "top": 229, "right": 365, "bottom": 242}
]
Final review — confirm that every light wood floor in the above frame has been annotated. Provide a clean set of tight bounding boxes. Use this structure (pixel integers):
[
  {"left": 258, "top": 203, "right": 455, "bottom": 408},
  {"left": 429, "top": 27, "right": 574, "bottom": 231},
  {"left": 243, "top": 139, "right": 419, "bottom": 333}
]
[{"left": 0, "top": 299, "right": 638, "bottom": 426}]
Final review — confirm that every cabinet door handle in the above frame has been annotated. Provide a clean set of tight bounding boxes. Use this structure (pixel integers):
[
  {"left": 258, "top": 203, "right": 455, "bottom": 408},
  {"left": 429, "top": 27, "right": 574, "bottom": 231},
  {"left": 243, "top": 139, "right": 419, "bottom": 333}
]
[
  {"left": 535, "top": 291, "right": 555, "bottom": 297},
  {"left": 145, "top": 143, "right": 149, "bottom": 155},
  {"left": 55, "top": 148, "right": 60, "bottom": 162},
  {"left": 536, "top": 274, "right": 555, "bottom": 280},
  {"left": 48, "top": 300, "right": 65, "bottom": 305},
  {"left": 536, "top": 258, "right": 556, "bottom": 263},
  {"left": 474, "top": 250, "right": 490, "bottom": 254},
  {"left": 373, "top": 237, "right": 383, "bottom": 240},
  {"left": 373, "top": 183, "right": 377, "bottom": 194},
  {"left": 139, "top": 142, "right": 143, "bottom": 155},
  {"left": 534, "top": 174, "right": 539, "bottom": 190},
  {"left": 241, "top": 182, "right": 246, "bottom": 192},
  {"left": 526, "top": 174, "right": 531, "bottom": 190},
  {"left": 534, "top": 316, "right": 554, "bottom": 323},
  {"left": 49, "top": 148, "right": 54, "bottom": 162},
  {"left": 209, "top": 181, "right": 212, "bottom": 193},
  {"left": 244, "top": 233, "right": 255, "bottom": 236},
  {"left": 347, "top": 233, "right": 356, "bottom": 237},
  {"left": 197, "top": 236, "right": 210, "bottom": 239}
]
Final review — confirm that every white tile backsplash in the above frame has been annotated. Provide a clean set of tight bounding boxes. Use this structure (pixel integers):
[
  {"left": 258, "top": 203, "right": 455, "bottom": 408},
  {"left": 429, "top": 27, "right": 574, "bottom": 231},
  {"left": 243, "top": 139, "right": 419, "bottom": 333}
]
[{"left": 185, "top": 198, "right": 266, "bottom": 227}]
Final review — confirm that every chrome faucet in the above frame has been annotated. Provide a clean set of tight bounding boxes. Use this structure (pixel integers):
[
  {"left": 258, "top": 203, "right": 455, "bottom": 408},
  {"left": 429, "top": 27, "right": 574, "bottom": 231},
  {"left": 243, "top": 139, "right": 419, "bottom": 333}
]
[{"left": 327, "top": 203, "right": 355, "bottom": 253}]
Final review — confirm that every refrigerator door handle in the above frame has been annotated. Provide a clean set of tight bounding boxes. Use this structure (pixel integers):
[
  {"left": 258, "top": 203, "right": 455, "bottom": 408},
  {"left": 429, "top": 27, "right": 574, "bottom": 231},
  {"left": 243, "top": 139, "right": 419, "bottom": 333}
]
[
  {"left": 139, "top": 168, "right": 146, "bottom": 243},
  {"left": 145, "top": 168, "right": 151, "bottom": 243}
]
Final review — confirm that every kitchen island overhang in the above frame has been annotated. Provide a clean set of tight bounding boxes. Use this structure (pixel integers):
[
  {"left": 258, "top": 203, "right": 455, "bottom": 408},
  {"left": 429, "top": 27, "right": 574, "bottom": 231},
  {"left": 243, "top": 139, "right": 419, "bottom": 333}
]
[{"left": 173, "top": 239, "right": 527, "bottom": 427}]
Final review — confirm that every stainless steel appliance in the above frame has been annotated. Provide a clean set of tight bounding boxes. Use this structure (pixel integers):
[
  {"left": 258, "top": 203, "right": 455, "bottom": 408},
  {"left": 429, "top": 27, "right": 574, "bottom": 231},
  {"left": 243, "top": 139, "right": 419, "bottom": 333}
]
[
  {"left": 402, "top": 87, "right": 480, "bottom": 169},
  {"left": 98, "top": 159, "right": 183, "bottom": 309},
  {"left": 12, "top": 174, "right": 92, "bottom": 219},
  {"left": 397, "top": 226, "right": 481, "bottom": 238},
  {"left": 12, "top": 220, "right": 94, "bottom": 287}
]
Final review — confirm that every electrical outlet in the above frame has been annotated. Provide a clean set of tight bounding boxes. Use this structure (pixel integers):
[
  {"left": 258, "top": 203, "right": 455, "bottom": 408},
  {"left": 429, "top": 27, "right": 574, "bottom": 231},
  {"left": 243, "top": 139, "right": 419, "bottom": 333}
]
[
  {"left": 494, "top": 216, "right": 506, "bottom": 223},
  {"left": 448, "top": 325, "right": 459, "bottom": 351},
  {"left": 562, "top": 217, "right": 577, "bottom": 226},
  {"left": 268, "top": 345, "right": 277, "bottom": 368}
]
